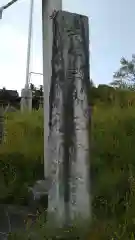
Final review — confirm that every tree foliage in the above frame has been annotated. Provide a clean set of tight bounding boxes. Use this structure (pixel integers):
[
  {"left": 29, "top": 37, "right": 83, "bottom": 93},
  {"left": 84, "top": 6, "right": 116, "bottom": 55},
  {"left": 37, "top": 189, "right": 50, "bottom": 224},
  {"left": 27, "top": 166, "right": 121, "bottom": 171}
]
[
  {"left": 30, "top": 84, "right": 43, "bottom": 98},
  {"left": 110, "top": 55, "right": 135, "bottom": 90}
]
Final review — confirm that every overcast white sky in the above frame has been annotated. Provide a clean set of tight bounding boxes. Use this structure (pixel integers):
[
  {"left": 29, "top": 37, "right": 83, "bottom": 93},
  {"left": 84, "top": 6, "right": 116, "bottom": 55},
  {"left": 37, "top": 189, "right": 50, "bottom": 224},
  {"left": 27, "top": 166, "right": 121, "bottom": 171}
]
[{"left": 0, "top": 0, "right": 135, "bottom": 95}]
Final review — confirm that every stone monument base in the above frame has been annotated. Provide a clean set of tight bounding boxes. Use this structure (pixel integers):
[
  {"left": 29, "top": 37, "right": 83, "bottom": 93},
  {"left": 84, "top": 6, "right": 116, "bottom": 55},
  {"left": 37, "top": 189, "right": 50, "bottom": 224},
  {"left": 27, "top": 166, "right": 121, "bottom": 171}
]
[{"left": 21, "top": 88, "right": 32, "bottom": 112}]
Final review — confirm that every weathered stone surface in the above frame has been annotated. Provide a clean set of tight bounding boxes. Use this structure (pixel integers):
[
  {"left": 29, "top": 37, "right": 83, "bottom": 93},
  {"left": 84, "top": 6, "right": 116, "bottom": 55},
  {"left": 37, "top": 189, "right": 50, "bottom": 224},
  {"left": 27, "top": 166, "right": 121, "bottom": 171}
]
[
  {"left": 48, "top": 10, "right": 91, "bottom": 224},
  {"left": 28, "top": 180, "right": 49, "bottom": 214}
]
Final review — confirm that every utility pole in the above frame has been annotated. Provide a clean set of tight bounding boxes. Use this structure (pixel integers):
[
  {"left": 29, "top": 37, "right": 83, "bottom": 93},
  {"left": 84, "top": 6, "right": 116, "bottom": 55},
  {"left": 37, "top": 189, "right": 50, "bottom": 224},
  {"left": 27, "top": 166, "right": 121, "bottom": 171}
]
[
  {"left": 25, "top": 0, "right": 34, "bottom": 90},
  {"left": 42, "top": 0, "right": 62, "bottom": 178},
  {"left": 0, "top": 8, "right": 3, "bottom": 19},
  {"left": 0, "top": 0, "right": 33, "bottom": 112},
  {"left": 21, "top": 0, "right": 34, "bottom": 112},
  {"left": 0, "top": 0, "right": 18, "bottom": 19}
]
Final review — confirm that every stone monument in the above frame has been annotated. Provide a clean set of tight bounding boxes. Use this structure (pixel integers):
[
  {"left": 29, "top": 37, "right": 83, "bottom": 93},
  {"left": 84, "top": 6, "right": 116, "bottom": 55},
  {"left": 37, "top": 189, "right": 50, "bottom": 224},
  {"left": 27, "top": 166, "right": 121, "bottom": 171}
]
[
  {"left": 47, "top": 10, "right": 91, "bottom": 225},
  {"left": 29, "top": 1, "right": 91, "bottom": 229}
]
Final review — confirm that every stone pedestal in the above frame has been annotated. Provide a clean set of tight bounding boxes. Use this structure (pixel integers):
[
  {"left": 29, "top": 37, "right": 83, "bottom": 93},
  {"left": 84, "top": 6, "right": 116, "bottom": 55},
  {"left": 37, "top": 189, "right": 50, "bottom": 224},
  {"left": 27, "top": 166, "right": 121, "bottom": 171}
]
[
  {"left": 20, "top": 88, "right": 32, "bottom": 112},
  {"left": 47, "top": 10, "right": 91, "bottom": 225}
]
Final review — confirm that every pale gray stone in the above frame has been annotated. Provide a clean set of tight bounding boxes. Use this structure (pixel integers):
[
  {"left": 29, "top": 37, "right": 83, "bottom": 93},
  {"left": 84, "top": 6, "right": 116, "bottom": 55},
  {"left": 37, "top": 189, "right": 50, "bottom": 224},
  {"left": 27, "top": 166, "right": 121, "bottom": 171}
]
[{"left": 47, "top": 10, "right": 91, "bottom": 224}]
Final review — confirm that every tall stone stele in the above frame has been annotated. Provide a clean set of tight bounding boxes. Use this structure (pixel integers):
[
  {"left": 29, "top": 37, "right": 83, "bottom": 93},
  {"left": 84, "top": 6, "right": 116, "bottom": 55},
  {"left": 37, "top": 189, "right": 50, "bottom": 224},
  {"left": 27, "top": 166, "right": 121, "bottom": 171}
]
[{"left": 47, "top": 10, "right": 91, "bottom": 225}]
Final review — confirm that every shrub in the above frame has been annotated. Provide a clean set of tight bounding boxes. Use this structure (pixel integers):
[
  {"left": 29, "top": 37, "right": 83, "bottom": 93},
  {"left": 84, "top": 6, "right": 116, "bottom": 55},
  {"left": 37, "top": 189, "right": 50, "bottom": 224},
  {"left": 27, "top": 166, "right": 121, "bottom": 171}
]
[{"left": 0, "top": 110, "right": 44, "bottom": 204}]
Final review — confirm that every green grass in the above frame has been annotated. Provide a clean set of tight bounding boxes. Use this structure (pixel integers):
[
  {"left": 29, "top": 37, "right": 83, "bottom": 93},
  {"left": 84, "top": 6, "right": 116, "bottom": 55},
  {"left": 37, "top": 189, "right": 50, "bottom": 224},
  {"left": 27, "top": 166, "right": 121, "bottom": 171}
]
[
  {"left": 91, "top": 105, "right": 135, "bottom": 239},
  {"left": 1, "top": 106, "right": 135, "bottom": 238},
  {"left": 0, "top": 109, "right": 44, "bottom": 204}
]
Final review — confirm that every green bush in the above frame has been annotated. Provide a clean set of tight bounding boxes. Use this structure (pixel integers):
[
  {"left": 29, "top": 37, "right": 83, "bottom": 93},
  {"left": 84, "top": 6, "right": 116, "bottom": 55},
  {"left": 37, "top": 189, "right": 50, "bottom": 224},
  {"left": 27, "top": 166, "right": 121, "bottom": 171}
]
[
  {"left": 91, "top": 84, "right": 135, "bottom": 108},
  {"left": 91, "top": 105, "right": 135, "bottom": 239},
  {"left": 0, "top": 110, "right": 44, "bottom": 204}
]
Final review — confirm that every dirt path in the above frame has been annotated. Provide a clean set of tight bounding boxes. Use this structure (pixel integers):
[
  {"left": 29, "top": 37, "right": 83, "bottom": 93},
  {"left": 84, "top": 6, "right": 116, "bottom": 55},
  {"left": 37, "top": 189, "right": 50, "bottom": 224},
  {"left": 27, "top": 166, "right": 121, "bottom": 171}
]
[{"left": 0, "top": 204, "right": 37, "bottom": 239}]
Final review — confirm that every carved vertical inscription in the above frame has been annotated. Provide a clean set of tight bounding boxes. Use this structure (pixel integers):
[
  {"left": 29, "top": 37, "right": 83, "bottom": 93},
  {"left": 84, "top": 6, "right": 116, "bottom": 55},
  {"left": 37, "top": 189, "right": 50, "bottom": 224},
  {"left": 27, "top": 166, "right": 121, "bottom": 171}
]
[{"left": 48, "top": 10, "right": 91, "bottom": 224}]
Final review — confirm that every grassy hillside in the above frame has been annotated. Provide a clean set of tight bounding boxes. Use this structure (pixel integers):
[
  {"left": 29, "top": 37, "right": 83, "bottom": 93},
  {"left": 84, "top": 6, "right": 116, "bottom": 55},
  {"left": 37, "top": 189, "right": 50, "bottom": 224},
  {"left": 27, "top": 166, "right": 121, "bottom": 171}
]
[{"left": 1, "top": 106, "right": 135, "bottom": 239}]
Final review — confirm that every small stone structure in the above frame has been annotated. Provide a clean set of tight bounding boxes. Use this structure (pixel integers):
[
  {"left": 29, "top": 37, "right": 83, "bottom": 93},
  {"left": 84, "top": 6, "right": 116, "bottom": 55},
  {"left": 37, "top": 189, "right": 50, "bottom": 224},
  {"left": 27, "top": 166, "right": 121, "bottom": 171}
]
[{"left": 20, "top": 88, "right": 32, "bottom": 112}]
